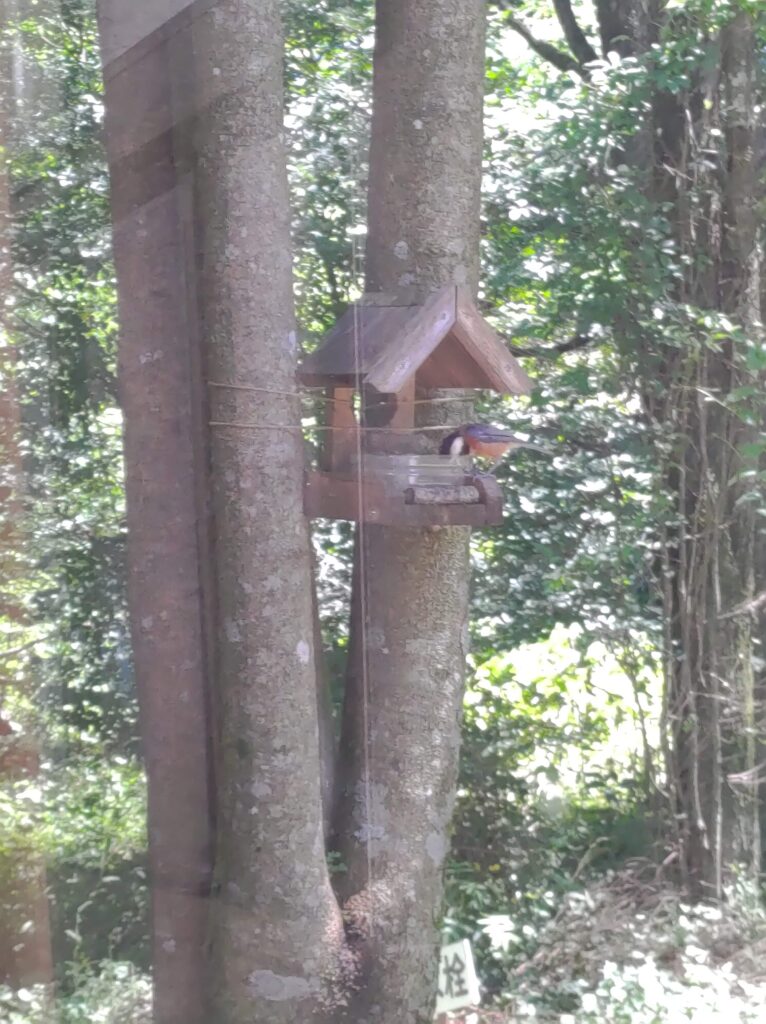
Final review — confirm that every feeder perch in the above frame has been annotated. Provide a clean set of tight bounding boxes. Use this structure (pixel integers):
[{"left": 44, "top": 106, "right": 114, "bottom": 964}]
[{"left": 298, "top": 284, "right": 533, "bottom": 527}]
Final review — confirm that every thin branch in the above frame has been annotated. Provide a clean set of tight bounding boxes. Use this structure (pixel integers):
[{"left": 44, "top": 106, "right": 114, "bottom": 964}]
[
  {"left": 0, "top": 633, "right": 55, "bottom": 661},
  {"left": 552, "top": 0, "right": 599, "bottom": 66},
  {"left": 719, "top": 590, "right": 766, "bottom": 620},
  {"left": 504, "top": 332, "right": 595, "bottom": 358},
  {"left": 727, "top": 760, "right": 766, "bottom": 786},
  {"left": 495, "top": 6, "right": 584, "bottom": 76},
  {"left": 572, "top": 836, "right": 610, "bottom": 880}
]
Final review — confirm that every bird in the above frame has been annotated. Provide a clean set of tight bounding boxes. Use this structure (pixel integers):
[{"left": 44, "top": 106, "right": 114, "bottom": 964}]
[{"left": 440, "top": 423, "right": 549, "bottom": 474}]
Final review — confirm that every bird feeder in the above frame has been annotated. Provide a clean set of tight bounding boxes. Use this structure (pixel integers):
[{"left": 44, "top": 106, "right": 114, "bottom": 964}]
[{"left": 298, "top": 284, "right": 532, "bottom": 527}]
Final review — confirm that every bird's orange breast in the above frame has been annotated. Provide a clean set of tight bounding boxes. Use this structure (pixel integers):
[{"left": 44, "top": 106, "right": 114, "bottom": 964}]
[{"left": 468, "top": 439, "right": 511, "bottom": 459}]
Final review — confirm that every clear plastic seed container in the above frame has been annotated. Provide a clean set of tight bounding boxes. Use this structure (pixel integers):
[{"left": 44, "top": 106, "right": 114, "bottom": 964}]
[{"left": 351, "top": 453, "right": 472, "bottom": 492}]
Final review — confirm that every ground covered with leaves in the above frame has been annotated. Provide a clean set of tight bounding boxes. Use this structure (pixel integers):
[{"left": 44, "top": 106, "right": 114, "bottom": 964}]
[{"left": 481, "top": 863, "right": 766, "bottom": 1022}]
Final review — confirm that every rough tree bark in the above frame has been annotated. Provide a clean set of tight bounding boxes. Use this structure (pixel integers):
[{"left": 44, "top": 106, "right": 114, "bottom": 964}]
[
  {"left": 191, "top": 3, "right": 346, "bottom": 1022},
  {"left": 706, "top": 9, "right": 761, "bottom": 885},
  {"left": 332, "top": 2, "right": 486, "bottom": 1020},
  {"left": 97, "top": 5, "right": 215, "bottom": 1022},
  {"left": 100, "top": 3, "right": 351, "bottom": 1020}
]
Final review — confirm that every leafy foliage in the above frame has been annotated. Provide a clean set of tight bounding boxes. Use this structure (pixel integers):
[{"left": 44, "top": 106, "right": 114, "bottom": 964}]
[
  {"left": 0, "top": 961, "right": 151, "bottom": 1023},
  {"left": 444, "top": 627, "right": 661, "bottom": 995},
  {"left": 3, "top": 0, "right": 132, "bottom": 742},
  {"left": 1, "top": 0, "right": 764, "bottom": 1018},
  {"left": 0, "top": 0, "right": 146, "bottom": 1000}
]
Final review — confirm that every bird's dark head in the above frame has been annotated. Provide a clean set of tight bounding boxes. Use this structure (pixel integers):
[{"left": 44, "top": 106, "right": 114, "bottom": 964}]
[{"left": 439, "top": 430, "right": 468, "bottom": 457}]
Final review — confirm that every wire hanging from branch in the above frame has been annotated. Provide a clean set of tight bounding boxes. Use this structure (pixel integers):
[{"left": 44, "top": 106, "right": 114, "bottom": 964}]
[
  {"left": 349, "top": 146, "right": 376, "bottom": 941},
  {"left": 207, "top": 380, "right": 482, "bottom": 406}
]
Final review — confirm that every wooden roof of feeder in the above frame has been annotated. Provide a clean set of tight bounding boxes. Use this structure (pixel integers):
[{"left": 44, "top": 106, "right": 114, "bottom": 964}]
[{"left": 298, "top": 285, "right": 532, "bottom": 396}]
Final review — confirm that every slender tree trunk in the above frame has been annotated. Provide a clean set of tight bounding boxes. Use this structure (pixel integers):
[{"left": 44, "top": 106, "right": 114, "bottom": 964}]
[
  {"left": 658, "top": 11, "right": 762, "bottom": 898},
  {"left": 596, "top": 4, "right": 763, "bottom": 896},
  {"left": 510, "top": 0, "right": 764, "bottom": 899},
  {"left": 312, "top": 541, "right": 338, "bottom": 841},
  {"left": 333, "top": 2, "right": 486, "bottom": 1020},
  {"left": 191, "top": 4, "right": 346, "bottom": 1021},
  {"left": 757, "top": 103, "right": 766, "bottom": 879},
  {"left": 97, "top": 6, "right": 215, "bottom": 1022},
  {"left": 715, "top": 10, "right": 762, "bottom": 881}
]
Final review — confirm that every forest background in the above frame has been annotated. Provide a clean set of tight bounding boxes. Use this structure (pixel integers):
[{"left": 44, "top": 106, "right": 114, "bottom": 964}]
[{"left": 1, "top": 0, "right": 765, "bottom": 1021}]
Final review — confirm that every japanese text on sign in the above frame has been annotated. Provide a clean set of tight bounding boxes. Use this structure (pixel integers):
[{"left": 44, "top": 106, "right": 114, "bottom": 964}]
[{"left": 435, "top": 939, "right": 480, "bottom": 1013}]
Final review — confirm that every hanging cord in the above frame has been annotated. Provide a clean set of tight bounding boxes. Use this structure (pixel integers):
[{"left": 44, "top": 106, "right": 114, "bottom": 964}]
[
  {"left": 208, "top": 380, "right": 473, "bottom": 406},
  {"left": 208, "top": 420, "right": 457, "bottom": 432},
  {"left": 348, "top": 92, "right": 378, "bottom": 937},
  {"left": 350, "top": 190, "right": 375, "bottom": 941}
]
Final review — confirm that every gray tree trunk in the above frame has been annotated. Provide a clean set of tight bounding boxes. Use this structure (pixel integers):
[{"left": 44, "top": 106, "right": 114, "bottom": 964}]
[
  {"left": 99, "top": 2, "right": 350, "bottom": 1020},
  {"left": 191, "top": 3, "right": 346, "bottom": 1021},
  {"left": 97, "top": 6, "right": 215, "bottom": 1022},
  {"left": 332, "top": 2, "right": 486, "bottom": 1020},
  {"left": 713, "top": 9, "right": 761, "bottom": 885}
]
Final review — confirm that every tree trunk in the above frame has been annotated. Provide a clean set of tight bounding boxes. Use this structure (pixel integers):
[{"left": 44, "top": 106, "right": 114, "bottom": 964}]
[
  {"left": 660, "top": 11, "right": 762, "bottom": 898},
  {"left": 97, "top": 6, "right": 215, "bottom": 1022},
  {"left": 509, "top": 0, "right": 764, "bottom": 900},
  {"left": 332, "top": 2, "right": 486, "bottom": 1020},
  {"left": 711, "top": 9, "right": 761, "bottom": 884},
  {"left": 595, "top": 3, "right": 763, "bottom": 896},
  {"left": 191, "top": 3, "right": 346, "bottom": 1021}
]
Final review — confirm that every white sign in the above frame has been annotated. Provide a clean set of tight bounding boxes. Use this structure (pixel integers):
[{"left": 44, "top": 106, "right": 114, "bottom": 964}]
[{"left": 435, "top": 939, "right": 481, "bottom": 1014}]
